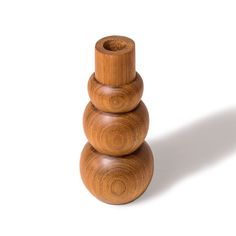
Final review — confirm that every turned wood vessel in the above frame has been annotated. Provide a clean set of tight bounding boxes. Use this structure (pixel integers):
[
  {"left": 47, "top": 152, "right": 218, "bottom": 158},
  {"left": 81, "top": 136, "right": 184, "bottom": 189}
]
[{"left": 80, "top": 36, "right": 154, "bottom": 204}]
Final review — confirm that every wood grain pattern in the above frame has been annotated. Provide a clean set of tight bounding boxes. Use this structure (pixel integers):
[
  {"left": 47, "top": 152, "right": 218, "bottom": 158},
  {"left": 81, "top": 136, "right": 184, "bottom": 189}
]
[
  {"left": 80, "top": 35, "right": 154, "bottom": 204},
  {"left": 80, "top": 142, "right": 154, "bottom": 204},
  {"left": 88, "top": 72, "right": 143, "bottom": 113},
  {"left": 83, "top": 101, "right": 149, "bottom": 156},
  {"left": 95, "top": 36, "right": 136, "bottom": 86}
]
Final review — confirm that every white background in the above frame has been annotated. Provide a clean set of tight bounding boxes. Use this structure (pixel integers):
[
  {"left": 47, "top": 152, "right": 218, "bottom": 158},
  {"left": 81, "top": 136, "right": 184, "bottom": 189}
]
[{"left": 0, "top": 0, "right": 236, "bottom": 235}]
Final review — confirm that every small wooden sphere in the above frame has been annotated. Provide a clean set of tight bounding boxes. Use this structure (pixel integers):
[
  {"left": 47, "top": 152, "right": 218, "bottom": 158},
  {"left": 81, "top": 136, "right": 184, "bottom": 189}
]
[
  {"left": 83, "top": 101, "right": 149, "bottom": 156},
  {"left": 80, "top": 142, "right": 154, "bottom": 204},
  {"left": 88, "top": 73, "right": 143, "bottom": 113}
]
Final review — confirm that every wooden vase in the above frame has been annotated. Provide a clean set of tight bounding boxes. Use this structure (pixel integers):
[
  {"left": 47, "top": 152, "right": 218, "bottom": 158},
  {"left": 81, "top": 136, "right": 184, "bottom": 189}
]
[{"left": 80, "top": 36, "right": 154, "bottom": 204}]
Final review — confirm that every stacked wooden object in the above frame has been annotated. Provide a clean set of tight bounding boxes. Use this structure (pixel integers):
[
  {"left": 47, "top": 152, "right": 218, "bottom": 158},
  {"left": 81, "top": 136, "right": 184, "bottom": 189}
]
[{"left": 80, "top": 36, "right": 154, "bottom": 204}]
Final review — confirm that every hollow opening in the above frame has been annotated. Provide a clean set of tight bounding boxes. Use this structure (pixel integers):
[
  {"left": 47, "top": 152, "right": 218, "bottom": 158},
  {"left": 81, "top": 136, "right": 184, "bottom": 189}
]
[{"left": 103, "top": 39, "right": 127, "bottom": 51}]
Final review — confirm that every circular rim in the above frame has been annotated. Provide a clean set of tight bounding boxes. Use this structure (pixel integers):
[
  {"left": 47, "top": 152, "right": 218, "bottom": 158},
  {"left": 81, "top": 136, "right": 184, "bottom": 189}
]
[{"left": 95, "top": 35, "right": 135, "bottom": 55}]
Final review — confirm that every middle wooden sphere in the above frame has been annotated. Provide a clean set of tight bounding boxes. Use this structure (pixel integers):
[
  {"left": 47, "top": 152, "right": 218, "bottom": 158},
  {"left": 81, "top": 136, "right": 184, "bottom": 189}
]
[{"left": 83, "top": 101, "right": 149, "bottom": 156}]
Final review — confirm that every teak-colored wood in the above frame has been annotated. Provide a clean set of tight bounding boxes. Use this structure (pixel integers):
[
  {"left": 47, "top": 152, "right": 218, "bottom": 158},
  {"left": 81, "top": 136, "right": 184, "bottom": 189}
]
[
  {"left": 80, "top": 35, "right": 154, "bottom": 204},
  {"left": 88, "top": 72, "right": 143, "bottom": 113},
  {"left": 80, "top": 142, "right": 153, "bottom": 204},
  {"left": 95, "top": 36, "right": 136, "bottom": 86},
  {"left": 83, "top": 101, "right": 149, "bottom": 156}
]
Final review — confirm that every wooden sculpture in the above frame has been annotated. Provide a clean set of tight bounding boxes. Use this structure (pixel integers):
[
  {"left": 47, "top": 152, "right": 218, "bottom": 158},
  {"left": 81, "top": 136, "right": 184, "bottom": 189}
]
[{"left": 80, "top": 36, "right": 154, "bottom": 204}]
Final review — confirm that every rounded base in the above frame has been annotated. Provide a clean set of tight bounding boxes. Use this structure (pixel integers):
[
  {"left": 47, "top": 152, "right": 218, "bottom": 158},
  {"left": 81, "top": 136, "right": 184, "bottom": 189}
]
[{"left": 80, "top": 142, "right": 154, "bottom": 204}]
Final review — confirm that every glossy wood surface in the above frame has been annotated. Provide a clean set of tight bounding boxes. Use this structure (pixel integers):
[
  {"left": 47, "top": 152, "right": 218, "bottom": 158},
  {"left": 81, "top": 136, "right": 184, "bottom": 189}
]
[
  {"left": 80, "top": 35, "right": 154, "bottom": 204},
  {"left": 95, "top": 36, "right": 136, "bottom": 86},
  {"left": 80, "top": 142, "right": 154, "bottom": 204},
  {"left": 88, "top": 72, "right": 143, "bottom": 113},
  {"left": 83, "top": 101, "right": 149, "bottom": 156}
]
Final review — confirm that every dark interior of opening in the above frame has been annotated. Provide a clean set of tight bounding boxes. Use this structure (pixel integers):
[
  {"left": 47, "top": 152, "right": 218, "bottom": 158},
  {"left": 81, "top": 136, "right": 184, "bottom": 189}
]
[{"left": 103, "top": 39, "right": 127, "bottom": 51}]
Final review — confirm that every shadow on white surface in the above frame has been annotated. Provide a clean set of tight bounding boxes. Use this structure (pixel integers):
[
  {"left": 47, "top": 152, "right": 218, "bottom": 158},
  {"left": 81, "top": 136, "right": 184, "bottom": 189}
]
[{"left": 141, "top": 108, "right": 236, "bottom": 201}]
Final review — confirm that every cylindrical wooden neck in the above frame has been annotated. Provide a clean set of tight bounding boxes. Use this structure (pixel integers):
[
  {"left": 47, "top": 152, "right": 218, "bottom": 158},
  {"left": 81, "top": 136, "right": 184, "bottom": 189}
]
[{"left": 95, "top": 35, "right": 136, "bottom": 86}]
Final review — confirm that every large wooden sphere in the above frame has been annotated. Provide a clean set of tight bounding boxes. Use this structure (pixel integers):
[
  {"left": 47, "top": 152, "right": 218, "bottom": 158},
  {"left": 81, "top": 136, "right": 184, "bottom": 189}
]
[{"left": 80, "top": 142, "right": 154, "bottom": 204}]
